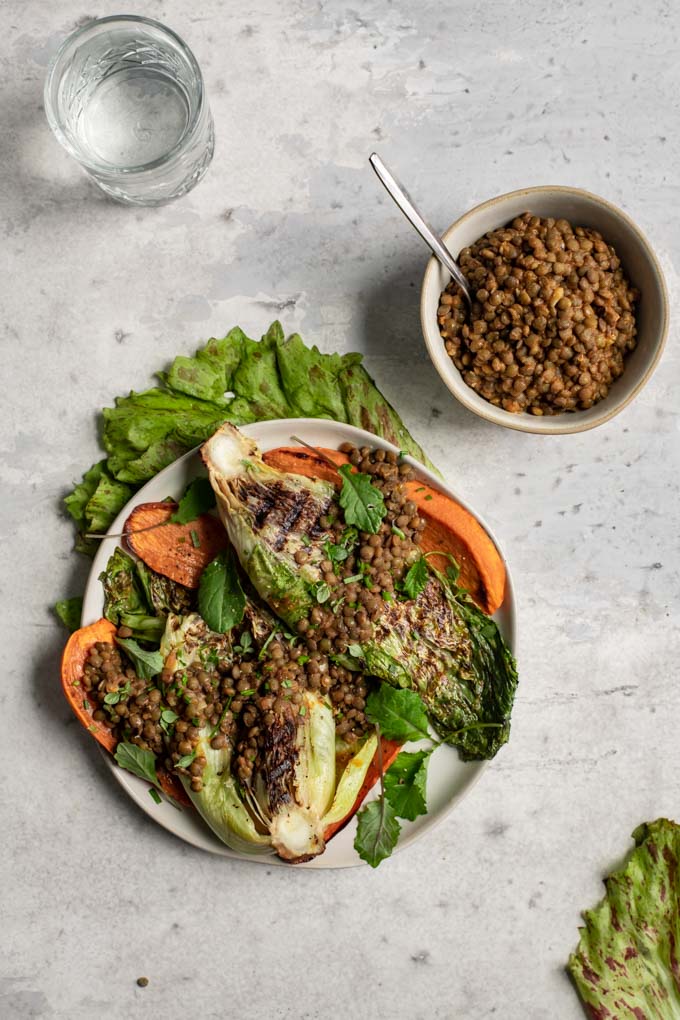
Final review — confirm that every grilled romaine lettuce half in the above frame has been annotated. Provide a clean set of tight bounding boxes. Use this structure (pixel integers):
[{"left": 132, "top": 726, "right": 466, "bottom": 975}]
[
  {"left": 241, "top": 691, "right": 379, "bottom": 861},
  {"left": 186, "top": 691, "right": 378, "bottom": 862},
  {"left": 360, "top": 567, "right": 518, "bottom": 760},
  {"left": 202, "top": 423, "right": 337, "bottom": 627},
  {"left": 159, "top": 612, "right": 377, "bottom": 861}
]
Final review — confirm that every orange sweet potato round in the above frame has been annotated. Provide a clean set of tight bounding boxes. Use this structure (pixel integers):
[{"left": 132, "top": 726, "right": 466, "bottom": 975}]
[
  {"left": 61, "top": 618, "right": 189, "bottom": 806},
  {"left": 123, "top": 502, "right": 229, "bottom": 589}
]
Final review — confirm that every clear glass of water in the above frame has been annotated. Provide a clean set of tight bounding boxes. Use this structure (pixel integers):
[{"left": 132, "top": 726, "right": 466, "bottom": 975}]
[{"left": 44, "top": 15, "right": 214, "bottom": 206}]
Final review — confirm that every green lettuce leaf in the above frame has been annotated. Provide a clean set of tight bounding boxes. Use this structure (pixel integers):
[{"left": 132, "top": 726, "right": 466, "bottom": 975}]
[
  {"left": 102, "top": 389, "right": 226, "bottom": 483},
  {"left": 64, "top": 461, "right": 133, "bottom": 552},
  {"left": 338, "top": 362, "right": 439, "bottom": 473},
  {"left": 64, "top": 322, "right": 435, "bottom": 545},
  {"left": 54, "top": 596, "right": 83, "bottom": 633},
  {"left": 275, "top": 332, "right": 359, "bottom": 420},
  {"left": 163, "top": 327, "right": 247, "bottom": 404},
  {"left": 568, "top": 818, "right": 680, "bottom": 1017}
]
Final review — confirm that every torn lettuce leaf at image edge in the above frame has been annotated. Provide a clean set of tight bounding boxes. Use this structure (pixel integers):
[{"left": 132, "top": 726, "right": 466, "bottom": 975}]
[
  {"left": 568, "top": 818, "right": 680, "bottom": 1018},
  {"left": 63, "top": 322, "right": 438, "bottom": 548}
]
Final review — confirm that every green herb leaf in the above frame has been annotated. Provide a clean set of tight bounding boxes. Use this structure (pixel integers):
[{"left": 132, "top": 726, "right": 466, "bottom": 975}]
[
  {"left": 54, "top": 596, "right": 83, "bottom": 633},
  {"left": 365, "top": 684, "right": 431, "bottom": 742},
  {"left": 384, "top": 749, "right": 431, "bottom": 821},
  {"left": 115, "top": 638, "right": 164, "bottom": 680},
  {"left": 198, "top": 550, "right": 246, "bottom": 633},
  {"left": 176, "top": 752, "right": 196, "bottom": 769},
  {"left": 257, "top": 629, "right": 276, "bottom": 659},
  {"left": 235, "top": 630, "right": 254, "bottom": 656},
  {"left": 190, "top": 529, "right": 200, "bottom": 548},
  {"left": 170, "top": 476, "right": 216, "bottom": 524},
  {"left": 115, "top": 742, "right": 159, "bottom": 786},
  {"left": 103, "top": 681, "right": 131, "bottom": 706},
  {"left": 299, "top": 704, "right": 307, "bottom": 716},
  {"left": 331, "top": 652, "right": 363, "bottom": 671},
  {"left": 337, "top": 464, "right": 386, "bottom": 534},
  {"left": 402, "top": 556, "right": 429, "bottom": 600},
  {"left": 347, "top": 643, "right": 364, "bottom": 659},
  {"left": 343, "top": 573, "right": 363, "bottom": 584},
  {"left": 160, "top": 708, "right": 179, "bottom": 734},
  {"left": 314, "top": 581, "right": 331, "bottom": 604},
  {"left": 354, "top": 798, "right": 401, "bottom": 867}
]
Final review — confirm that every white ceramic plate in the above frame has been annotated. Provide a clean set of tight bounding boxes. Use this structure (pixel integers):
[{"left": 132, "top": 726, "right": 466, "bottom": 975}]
[{"left": 82, "top": 419, "right": 517, "bottom": 868}]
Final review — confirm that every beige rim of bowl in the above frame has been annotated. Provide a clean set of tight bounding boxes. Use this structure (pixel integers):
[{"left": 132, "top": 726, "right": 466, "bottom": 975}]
[{"left": 420, "top": 185, "right": 669, "bottom": 435}]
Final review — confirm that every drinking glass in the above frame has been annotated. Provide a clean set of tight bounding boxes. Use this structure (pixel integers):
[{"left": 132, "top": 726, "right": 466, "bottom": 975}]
[{"left": 44, "top": 15, "right": 214, "bottom": 205}]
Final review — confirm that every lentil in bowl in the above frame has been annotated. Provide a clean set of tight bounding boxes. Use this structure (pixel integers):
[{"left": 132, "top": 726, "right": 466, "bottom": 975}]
[
  {"left": 438, "top": 213, "right": 639, "bottom": 416},
  {"left": 420, "top": 186, "right": 668, "bottom": 435}
]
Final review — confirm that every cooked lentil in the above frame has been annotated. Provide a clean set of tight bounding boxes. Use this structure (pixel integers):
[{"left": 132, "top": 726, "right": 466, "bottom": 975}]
[
  {"left": 437, "top": 212, "right": 639, "bottom": 415},
  {"left": 88, "top": 444, "right": 425, "bottom": 790}
]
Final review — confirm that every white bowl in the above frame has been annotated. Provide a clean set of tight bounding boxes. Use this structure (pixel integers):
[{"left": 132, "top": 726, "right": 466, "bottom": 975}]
[
  {"left": 420, "top": 186, "right": 669, "bottom": 435},
  {"left": 82, "top": 419, "right": 517, "bottom": 869}
]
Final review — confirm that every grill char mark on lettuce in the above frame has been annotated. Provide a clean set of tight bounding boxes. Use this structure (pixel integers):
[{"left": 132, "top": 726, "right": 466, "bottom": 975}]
[
  {"left": 202, "top": 423, "right": 336, "bottom": 627},
  {"left": 361, "top": 573, "right": 518, "bottom": 760}
]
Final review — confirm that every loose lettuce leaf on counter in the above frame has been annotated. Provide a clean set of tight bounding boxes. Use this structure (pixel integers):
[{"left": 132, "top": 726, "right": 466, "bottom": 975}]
[
  {"left": 227, "top": 321, "right": 291, "bottom": 421},
  {"left": 275, "top": 332, "right": 360, "bottom": 421},
  {"left": 102, "top": 389, "right": 226, "bottom": 483},
  {"left": 568, "top": 819, "right": 680, "bottom": 1018},
  {"left": 64, "top": 321, "right": 435, "bottom": 546},
  {"left": 64, "top": 461, "right": 133, "bottom": 551},
  {"left": 162, "top": 327, "right": 247, "bottom": 404},
  {"left": 338, "top": 362, "right": 437, "bottom": 472},
  {"left": 54, "top": 596, "right": 83, "bottom": 633}
]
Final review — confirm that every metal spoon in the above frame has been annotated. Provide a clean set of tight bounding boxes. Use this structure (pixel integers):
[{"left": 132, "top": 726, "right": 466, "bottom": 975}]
[{"left": 369, "top": 152, "right": 472, "bottom": 306}]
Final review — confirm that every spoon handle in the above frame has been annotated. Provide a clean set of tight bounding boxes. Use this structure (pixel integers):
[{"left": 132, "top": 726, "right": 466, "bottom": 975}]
[{"left": 369, "top": 153, "right": 472, "bottom": 304}]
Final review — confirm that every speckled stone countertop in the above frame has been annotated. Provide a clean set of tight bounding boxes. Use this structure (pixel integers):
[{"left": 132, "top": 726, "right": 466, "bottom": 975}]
[{"left": 2, "top": 1, "right": 679, "bottom": 1017}]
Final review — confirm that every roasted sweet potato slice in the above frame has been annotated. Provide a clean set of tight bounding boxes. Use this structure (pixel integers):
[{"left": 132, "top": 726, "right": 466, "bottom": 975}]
[
  {"left": 324, "top": 737, "right": 402, "bottom": 842},
  {"left": 61, "top": 618, "right": 189, "bottom": 806},
  {"left": 123, "top": 502, "right": 229, "bottom": 588},
  {"left": 61, "top": 618, "right": 118, "bottom": 752},
  {"left": 262, "top": 446, "right": 506, "bottom": 613},
  {"left": 157, "top": 766, "right": 191, "bottom": 807}
]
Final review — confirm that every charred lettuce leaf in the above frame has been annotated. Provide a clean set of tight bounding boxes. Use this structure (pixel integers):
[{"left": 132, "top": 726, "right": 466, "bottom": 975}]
[
  {"left": 135, "top": 560, "right": 194, "bottom": 616},
  {"left": 100, "top": 548, "right": 194, "bottom": 645},
  {"left": 361, "top": 570, "right": 517, "bottom": 760},
  {"left": 64, "top": 322, "right": 435, "bottom": 542},
  {"left": 568, "top": 819, "right": 680, "bottom": 1017}
]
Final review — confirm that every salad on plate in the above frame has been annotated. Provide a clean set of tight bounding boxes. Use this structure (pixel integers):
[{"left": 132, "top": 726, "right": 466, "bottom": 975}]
[{"left": 62, "top": 416, "right": 518, "bottom": 866}]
